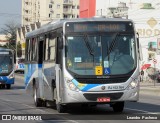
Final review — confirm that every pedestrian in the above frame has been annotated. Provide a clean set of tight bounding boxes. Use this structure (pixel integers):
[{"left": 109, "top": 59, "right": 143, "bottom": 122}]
[{"left": 141, "top": 70, "right": 144, "bottom": 82}]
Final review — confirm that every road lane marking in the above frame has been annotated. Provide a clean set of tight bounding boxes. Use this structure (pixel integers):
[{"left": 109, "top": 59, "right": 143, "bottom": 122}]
[
  {"left": 0, "top": 98, "right": 48, "bottom": 113},
  {"left": 125, "top": 107, "right": 154, "bottom": 114},
  {"left": 0, "top": 98, "right": 79, "bottom": 123}
]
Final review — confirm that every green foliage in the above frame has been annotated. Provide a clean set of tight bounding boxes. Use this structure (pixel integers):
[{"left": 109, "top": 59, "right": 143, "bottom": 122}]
[
  {"left": 0, "top": 20, "right": 20, "bottom": 52},
  {"left": 17, "top": 41, "right": 22, "bottom": 57}
]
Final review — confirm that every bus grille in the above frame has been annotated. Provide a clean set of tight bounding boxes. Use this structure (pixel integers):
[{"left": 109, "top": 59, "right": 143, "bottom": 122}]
[
  {"left": 83, "top": 92, "right": 123, "bottom": 101},
  {"left": 76, "top": 77, "right": 129, "bottom": 84}
]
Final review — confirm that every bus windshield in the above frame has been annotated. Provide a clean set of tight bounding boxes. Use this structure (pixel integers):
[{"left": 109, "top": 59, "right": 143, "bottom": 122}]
[
  {"left": 66, "top": 33, "right": 136, "bottom": 76},
  {"left": 0, "top": 55, "right": 13, "bottom": 75}
]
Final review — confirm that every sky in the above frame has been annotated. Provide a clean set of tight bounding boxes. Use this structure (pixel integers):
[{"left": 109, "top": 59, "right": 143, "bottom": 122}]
[{"left": 0, "top": 0, "right": 21, "bottom": 32}]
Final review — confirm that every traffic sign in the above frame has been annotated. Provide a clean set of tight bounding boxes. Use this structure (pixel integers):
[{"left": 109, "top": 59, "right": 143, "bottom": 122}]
[{"left": 153, "top": 59, "right": 157, "bottom": 64}]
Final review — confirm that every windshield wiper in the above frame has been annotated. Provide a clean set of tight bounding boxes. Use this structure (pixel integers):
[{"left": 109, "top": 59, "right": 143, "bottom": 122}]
[
  {"left": 84, "top": 35, "right": 94, "bottom": 56},
  {"left": 107, "top": 33, "right": 120, "bottom": 58}
]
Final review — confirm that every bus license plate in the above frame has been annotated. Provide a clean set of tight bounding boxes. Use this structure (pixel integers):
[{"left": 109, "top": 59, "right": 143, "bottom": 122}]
[{"left": 97, "top": 97, "right": 110, "bottom": 102}]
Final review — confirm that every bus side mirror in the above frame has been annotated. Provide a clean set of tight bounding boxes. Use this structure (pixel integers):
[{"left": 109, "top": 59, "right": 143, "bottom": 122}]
[{"left": 137, "top": 33, "right": 143, "bottom": 61}]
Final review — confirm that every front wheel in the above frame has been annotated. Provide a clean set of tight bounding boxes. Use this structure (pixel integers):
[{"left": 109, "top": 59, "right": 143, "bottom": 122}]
[
  {"left": 56, "top": 103, "right": 66, "bottom": 113},
  {"left": 55, "top": 89, "right": 66, "bottom": 113},
  {"left": 1, "top": 84, "right": 5, "bottom": 89},
  {"left": 112, "top": 102, "right": 124, "bottom": 113},
  {"left": 6, "top": 84, "right": 11, "bottom": 89}
]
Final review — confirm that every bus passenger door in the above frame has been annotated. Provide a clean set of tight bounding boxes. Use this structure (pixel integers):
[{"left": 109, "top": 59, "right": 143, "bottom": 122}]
[
  {"left": 55, "top": 35, "right": 63, "bottom": 104},
  {"left": 43, "top": 34, "right": 56, "bottom": 100},
  {"left": 38, "top": 40, "right": 44, "bottom": 99}
]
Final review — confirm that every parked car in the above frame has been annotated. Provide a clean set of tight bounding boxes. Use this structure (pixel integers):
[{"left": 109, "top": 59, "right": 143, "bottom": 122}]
[{"left": 15, "top": 58, "right": 25, "bottom": 73}]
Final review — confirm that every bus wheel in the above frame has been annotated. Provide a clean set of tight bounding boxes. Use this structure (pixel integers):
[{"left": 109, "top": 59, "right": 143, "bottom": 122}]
[
  {"left": 56, "top": 103, "right": 66, "bottom": 113},
  {"left": 112, "top": 102, "right": 124, "bottom": 113},
  {"left": 6, "top": 84, "right": 11, "bottom": 89},
  {"left": 0, "top": 84, "right": 5, "bottom": 89},
  {"left": 33, "top": 86, "right": 43, "bottom": 107}
]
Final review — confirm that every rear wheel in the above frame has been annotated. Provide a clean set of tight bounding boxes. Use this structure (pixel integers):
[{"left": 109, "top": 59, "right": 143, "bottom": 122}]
[
  {"left": 33, "top": 85, "right": 46, "bottom": 107},
  {"left": 2, "top": 84, "right": 5, "bottom": 89},
  {"left": 6, "top": 84, "right": 11, "bottom": 89},
  {"left": 112, "top": 102, "right": 124, "bottom": 113}
]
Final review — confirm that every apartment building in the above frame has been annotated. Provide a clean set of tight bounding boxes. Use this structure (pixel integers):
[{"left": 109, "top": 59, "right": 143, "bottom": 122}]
[
  {"left": 0, "top": 34, "right": 8, "bottom": 46},
  {"left": 22, "top": 0, "right": 79, "bottom": 26},
  {"left": 22, "top": 0, "right": 40, "bottom": 26},
  {"left": 18, "top": 0, "right": 79, "bottom": 58},
  {"left": 49, "top": 0, "right": 79, "bottom": 19},
  {"left": 107, "top": 2, "right": 129, "bottom": 18}
]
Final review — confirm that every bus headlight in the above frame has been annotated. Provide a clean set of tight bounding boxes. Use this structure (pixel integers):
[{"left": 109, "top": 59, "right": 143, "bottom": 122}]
[
  {"left": 65, "top": 78, "right": 79, "bottom": 91},
  {"left": 128, "top": 79, "right": 139, "bottom": 89}
]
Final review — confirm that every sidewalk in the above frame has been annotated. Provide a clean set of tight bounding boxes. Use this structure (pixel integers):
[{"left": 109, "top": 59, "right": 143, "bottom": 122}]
[{"left": 140, "top": 80, "right": 160, "bottom": 96}]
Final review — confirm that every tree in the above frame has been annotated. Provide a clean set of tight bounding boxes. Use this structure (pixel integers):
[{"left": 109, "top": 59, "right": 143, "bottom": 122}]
[
  {"left": 0, "top": 20, "right": 19, "bottom": 51},
  {"left": 17, "top": 41, "right": 22, "bottom": 57}
]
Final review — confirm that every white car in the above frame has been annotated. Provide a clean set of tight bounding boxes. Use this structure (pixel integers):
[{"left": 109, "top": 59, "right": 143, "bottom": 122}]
[{"left": 15, "top": 58, "right": 25, "bottom": 73}]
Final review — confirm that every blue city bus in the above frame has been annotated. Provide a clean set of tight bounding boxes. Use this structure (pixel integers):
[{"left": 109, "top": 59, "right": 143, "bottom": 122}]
[
  {"left": 0, "top": 48, "right": 15, "bottom": 89},
  {"left": 25, "top": 17, "right": 142, "bottom": 113}
]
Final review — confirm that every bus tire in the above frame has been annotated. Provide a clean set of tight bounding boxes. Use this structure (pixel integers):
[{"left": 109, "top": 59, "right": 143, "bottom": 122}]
[
  {"left": 112, "top": 102, "right": 124, "bottom": 113},
  {"left": 6, "top": 84, "right": 11, "bottom": 89},
  {"left": 0, "top": 84, "right": 5, "bottom": 89},
  {"left": 33, "top": 86, "right": 43, "bottom": 107},
  {"left": 56, "top": 103, "right": 66, "bottom": 113}
]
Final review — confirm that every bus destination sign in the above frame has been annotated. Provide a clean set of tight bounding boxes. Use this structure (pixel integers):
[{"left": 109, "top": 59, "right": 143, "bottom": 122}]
[{"left": 65, "top": 22, "right": 131, "bottom": 33}]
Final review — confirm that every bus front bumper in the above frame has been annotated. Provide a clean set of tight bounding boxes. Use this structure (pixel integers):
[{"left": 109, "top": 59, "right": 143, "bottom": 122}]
[
  {"left": 0, "top": 78, "right": 14, "bottom": 85},
  {"left": 62, "top": 87, "right": 139, "bottom": 104}
]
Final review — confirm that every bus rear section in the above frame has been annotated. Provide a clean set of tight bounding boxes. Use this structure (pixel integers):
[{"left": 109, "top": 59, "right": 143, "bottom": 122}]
[{"left": 0, "top": 48, "right": 15, "bottom": 89}]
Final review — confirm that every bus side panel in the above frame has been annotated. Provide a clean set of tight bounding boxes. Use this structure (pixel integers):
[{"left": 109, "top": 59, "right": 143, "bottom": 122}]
[
  {"left": 43, "top": 62, "right": 56, "bottom": 101},
  {"left": 25, "top": 63, "right": 38, "bottom": 95}
]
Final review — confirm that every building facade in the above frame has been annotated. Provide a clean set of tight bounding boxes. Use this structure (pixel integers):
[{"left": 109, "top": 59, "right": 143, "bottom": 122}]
[
  {"left": 22, "top": 0, "right": 79, "bottom": 26},
  {"left": 18, "top": 0, "right": 79, "bottom": 58},
  {"left": 128, "top": 3, "right": 160, "bottom": 69},
  {"left": 0, "top": 34, "right": 8, "bottom": 46},
  {"left": 107, "top": 2, "right": 128, "bottom": 18}
]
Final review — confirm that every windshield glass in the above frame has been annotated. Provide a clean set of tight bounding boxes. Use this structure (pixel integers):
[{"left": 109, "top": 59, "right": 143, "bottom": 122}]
[
  {"left": 66, "top": 33, "right": 136, "bottom": 76},
  {"left": 0, "top": 55, "right": 13, "bottom": 75}
]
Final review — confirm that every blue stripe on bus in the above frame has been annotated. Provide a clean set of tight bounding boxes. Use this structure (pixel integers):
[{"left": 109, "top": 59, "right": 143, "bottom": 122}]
[
  {"left": 24, "top": 64, "right": 37, "bottom": 85},
  {"left": 72, "top": 79, "right": 100, "bottom": 91},
  {"left": 38, "top": 64, "right": 42, "bottom": 68},
  {"left": 81, "top": 84, "right": 100, "bottom": 91}
]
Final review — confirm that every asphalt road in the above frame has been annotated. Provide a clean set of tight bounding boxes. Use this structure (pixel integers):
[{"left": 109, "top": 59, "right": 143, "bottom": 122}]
[{"left": 0, "top": 73, "right": 160, "bottom": 123}]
